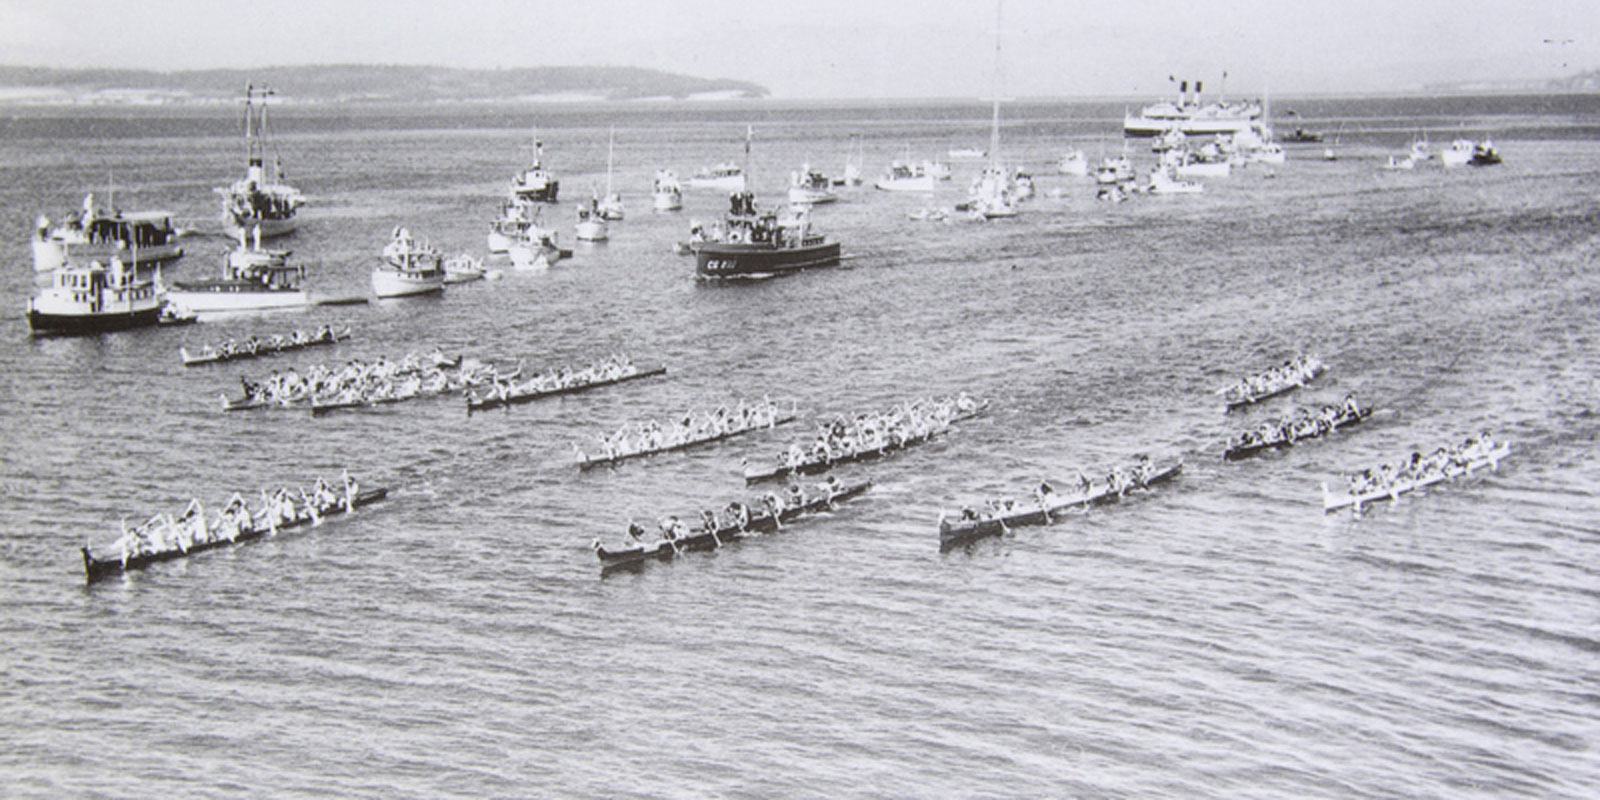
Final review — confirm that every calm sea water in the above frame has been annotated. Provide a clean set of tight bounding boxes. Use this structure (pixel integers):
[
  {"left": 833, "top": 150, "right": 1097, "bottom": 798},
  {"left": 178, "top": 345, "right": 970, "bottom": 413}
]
[{"left": 2, "top": 95, "right": 1598, "bottom": 799}]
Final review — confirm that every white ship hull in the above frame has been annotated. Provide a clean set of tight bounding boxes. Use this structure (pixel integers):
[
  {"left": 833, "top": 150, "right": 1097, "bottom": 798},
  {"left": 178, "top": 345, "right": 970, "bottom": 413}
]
[
  {"left": 166, "top": 288, "right": 309, "bottom": 314},
  {"left": 371, "top": 268, "right": 443, "bottom": 298}
]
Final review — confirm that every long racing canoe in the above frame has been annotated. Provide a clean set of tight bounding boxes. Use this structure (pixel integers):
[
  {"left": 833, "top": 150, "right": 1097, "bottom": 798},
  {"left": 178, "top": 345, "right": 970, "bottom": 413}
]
[
  {"left": 1224, "top": 363, "right": 1325, "bottom": 411},
  {"left": 938, "top": 462, "right": 1183, "bottom": 551},
  {"left": 1321, "top": 443, "right": 1510, "bottom": 514},
  {"left": 1224, "top": 406, "right": 1371, "bottom": 461},
  {"left": 594, "top": 479, "right": 872, "bottom": 569},
  {"left": 82, "top": 487, "right": 388, "bottom": 583},
  {"left": 466, "top": 365, "right": 666, "bottom": 414},
  {"left": 577, "top": 414, "right": 798, "bottom": 470},
  {"left": 743, "top": 401, "right": 989, "bottom": 484},
  {"left": 181, "top": 325, "right": 352, "bottom": 366}
]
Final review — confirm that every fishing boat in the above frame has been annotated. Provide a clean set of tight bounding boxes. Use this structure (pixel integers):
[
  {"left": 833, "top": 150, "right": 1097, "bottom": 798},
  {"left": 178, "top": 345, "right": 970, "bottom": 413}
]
[
  {"left": 181, "top": 325, "right": 350, "bottom": 366},
  {"left": 1057, "top": 149, "right": 1088, "bottom": 176},
  {"left": 690, "top": 192, "right": 841, "bottom": 279},
  {"left": 1440, "top": 138, "right": 1475, "bottom": 168},
  {"left": 574, "top": 196, "right": 609, "bottom": 242},
  {"left": 1123, "top": 76, "right": 1264, "bottom": 138},
  {"left": 593, "top": 479, "right": 872, "bottom": 568},
  {"left": 443, "top": 253, "right": 489, "bottom": 284},
  {"left": 787, "top": 166, "right": 838, "bottom": 205},
  {"left": 939, "top": 462, "right": 1184, "bottom": 550},
  {"left": 216, "top": 84, "right": 304, "bottom": 239},
  {"left": 487, "top": 196, "right": 538, "bottom": 253},
  {"left": 510, "top": 132, "right": 560, "bottom": 202},
  {"left": 165, "top": 228, "right": 310, "bottom": 315},
  {"left": 578, "top": 412, "right": 798, "bottom": 470},
  {"left": 1322, "top": 443, "right": 1510, "bottom": 514},
  {"left": 652, "top": 170, "right": 684, "bottom": 211},
  {"left": 32, "top": 193, "right": 183, "bottom": 273},
  {"left": 1224, "top": 405, "right": 1371, "bottom": 461},
  {"left": 26, "top": 255, "right": 168, "bottom": 334},
  {"left": 467, "top": 364, "right": 665, "bottom": 414},
  {"left": 1147, "top": 165, "right": 1203, "bottom": 194},
  {"left": 874, "top": 160, "right": 935, "bottom": 192},
  {"left": 744, "top": 401, "right": 988, "bottom": 483},
  {"left": 507, "top": 222, "right": 570, "bottom": 269},
  {"left": 82, "top": 487, "right": 387, "bottom": 583},
  {"left": 371, "top": 227, "right": 444, "bottom": 298},
  {"left": 687, "top": 162, "right": 746, "bottom": 192}
]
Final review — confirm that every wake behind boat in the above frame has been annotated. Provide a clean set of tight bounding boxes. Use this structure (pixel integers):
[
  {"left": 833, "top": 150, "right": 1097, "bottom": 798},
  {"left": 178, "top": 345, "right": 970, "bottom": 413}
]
[
  {"left": 939, "top": 458, "right": 1182, "bottom": 551},
  {"left": 593, "top": 477, "right": 872, "bottom": 569},
  {"left": 466, "top": 355, "right": 663, "bottom": 414},
  {"left": 82, "top": 473, "right": 383, "bottom": 583},
  {"left": 744, "top": 395, "right": 987, "bottom": 484},
  {"left": 181, "top": 324, "right": 349, "bottom": 366}
]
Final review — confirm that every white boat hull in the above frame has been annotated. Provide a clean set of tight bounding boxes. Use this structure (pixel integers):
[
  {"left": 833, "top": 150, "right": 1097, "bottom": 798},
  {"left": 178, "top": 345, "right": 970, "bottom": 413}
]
[
  {"left": 165, "top": 289, "right": 310, "bottom": 314},
  {"left": 575, "top": 220, "right": 608, "bottom": 241},
  {"left": 874, "top": 176, "right": 935, "bottom": 192},
  {"left": 687, "top": 175, "right": 746, "bottom": 192},
  {"left": 1176, "top": 162, "right": 1231, "bottom": 179},
  {"left": 653, "top": 192, "right": 683, "bottom": 211},
  {"left": 371, "top": 269, "right": 444, "bottom": 298},
  {"left": 31, "top": 240, "right": 184, "bottom": 273},
  {"left": 787, "top": 187, "right": 838, "bottom": 205}
]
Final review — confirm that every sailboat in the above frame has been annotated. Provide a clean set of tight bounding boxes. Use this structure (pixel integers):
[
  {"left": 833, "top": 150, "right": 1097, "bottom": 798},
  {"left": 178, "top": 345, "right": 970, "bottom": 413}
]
[
  {"left": 597, "top": 128, "right": 624, "bottom": 220},
  {"left": 966, "top": 1, "right": 1019, "bottom": 219},
  {"left": 1323, "top": 123, "right": 1344, "bottom": 161},
  {"left": 216, "top": 84, "right": 304, "bottom": 239}
]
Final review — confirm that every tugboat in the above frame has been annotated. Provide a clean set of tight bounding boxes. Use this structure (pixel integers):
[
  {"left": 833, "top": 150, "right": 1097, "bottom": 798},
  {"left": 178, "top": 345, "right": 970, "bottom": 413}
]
[
  {"left": 32, "top": 193, "right": 183, "bottom": 274},
  {"left": 510, "top": 132, "right": 560, "bottom": 203},
  {"left": 165, "top": 227, "right": 310, "bottom": 315},
  {"left": 216, "top": 84, "right": 304, "bottom": 239},
  {"left": 1469, "top": 138, "right": 1502, "bottom": 166},
  {"left": 371, "top": 227, "right": 445, "bottom": 298},
  {"left": 691, "top": 191, "right": 840, "bottom": 279},
  {"left": 26, "top": 255, "right": 168, "bottom": 334}
]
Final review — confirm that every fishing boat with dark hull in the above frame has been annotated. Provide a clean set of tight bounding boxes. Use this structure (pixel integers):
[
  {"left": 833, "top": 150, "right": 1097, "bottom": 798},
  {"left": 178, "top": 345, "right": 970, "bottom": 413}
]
[
  {"left": 1322, "top": 443, "right": 1510, "bottom": 514},
  {"left": 466, "top": 365, "right": 666, "bottom": 414},
  {"left": 81, "top": 488, "right": 387, "bottom": 583},
  {"left": 938, "top": 462, "right": 1183, "bottom": 551},
  {"left": 181, "top": 325, "right": 352, "bottom": 367},
  {"left": 692, "top": 192, "right": 840, "bottom": 280},
  {"left": 743, "top": 402, "right": 990, "bottom": 484},
  {"left": 594, "top": 480, "right": 872, "bottom": 569},
  {"left": 1223, "top": 406, "right": 1372, "bottom": 461},
  {"left": 578, "top": 414, "right": 799, "bottom": 470}
]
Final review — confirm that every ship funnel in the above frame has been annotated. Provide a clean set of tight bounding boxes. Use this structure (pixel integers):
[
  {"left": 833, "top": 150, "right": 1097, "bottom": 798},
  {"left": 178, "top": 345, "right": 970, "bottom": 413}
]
[
  {"left": 253, "top": 225, "right": 261, "bottom": 251},
  {"left": 1196, "top": 80, "right": 1204, "bottom": 100}
]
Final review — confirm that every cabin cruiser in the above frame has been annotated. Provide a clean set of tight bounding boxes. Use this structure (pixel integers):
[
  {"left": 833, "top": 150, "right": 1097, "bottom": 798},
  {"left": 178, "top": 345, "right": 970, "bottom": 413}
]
[{"left": 33, "top": 193, "right": 183, "bottom": 274}]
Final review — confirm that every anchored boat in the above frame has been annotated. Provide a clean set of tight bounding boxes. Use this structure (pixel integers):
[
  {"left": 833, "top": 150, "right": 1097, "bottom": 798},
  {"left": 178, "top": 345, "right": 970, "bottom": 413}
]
[
  {"left": 32, "top": 193, "right": 183, "bottom": 274},
  {"left": 216, "top": 84, "right": 304, "bottom": 239}
]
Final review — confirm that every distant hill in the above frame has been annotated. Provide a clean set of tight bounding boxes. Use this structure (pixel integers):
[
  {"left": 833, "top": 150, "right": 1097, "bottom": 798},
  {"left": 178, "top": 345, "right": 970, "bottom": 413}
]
[
  {"left": 0, "top": 65, "right": 770, "bottom": 103},
  {"left": 1424, "top": 67, "right": 1599, "bottom": 94}
]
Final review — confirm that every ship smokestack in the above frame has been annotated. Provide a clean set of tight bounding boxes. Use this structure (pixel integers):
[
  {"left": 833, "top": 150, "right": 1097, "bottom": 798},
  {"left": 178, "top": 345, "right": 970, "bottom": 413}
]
[{"left": 1196, "top": 81, "right": 1203, "bottom": 103}]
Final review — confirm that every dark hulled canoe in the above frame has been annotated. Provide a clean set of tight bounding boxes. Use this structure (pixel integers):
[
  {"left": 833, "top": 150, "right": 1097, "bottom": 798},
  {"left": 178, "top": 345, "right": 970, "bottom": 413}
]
[
  {"left": 181, "top": 325, "right": 352, "bottom": 366},
  {"left": 595, "top": 479, "right": 872, "bottom": 568},
  {"left": 1224, "top": 364, "right": 1325, "bottom": 411},
  {"left": 938, "top": 463, "right": 1183, "bottom": 551},
  {"left": 466, "top": 365, "right": 666, "bottom": 414},
  {"left": 1223, "top": 406, "right": 1371, "bottom": 461},
  {"left": 82, "top": 487, "right": 388, "bottom": 583},
  {"left": 743, "top": 402, "right": 989, "bottom": 484},
  {"left": 578, "top": 414, "right": 797, "bottom": 470}
]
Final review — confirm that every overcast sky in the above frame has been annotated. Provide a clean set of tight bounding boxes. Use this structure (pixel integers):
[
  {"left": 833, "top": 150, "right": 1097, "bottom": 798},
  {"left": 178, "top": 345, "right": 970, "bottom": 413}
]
[{"left": 1, "top": 0, "right": 1593, "bottom": 97}]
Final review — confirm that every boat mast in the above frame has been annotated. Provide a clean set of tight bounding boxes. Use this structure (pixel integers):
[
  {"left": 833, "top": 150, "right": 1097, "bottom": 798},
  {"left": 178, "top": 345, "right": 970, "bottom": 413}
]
[
  {"left": 743, "top": 124, "right": 754, "bottom": 197},
  {"left": 988, "top": 0, "right": 1004, "bottom": 172},
  {"left": 606, "top": 126, "right": 615, "bottom": 196}
]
